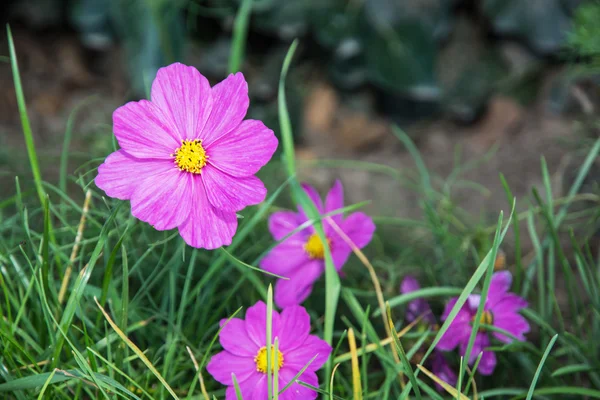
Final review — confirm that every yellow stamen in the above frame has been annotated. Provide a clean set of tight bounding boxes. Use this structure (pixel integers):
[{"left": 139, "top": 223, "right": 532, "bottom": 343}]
[
  {"left": 472, "top": 310, "right": 494, "bottom": 331},
  {"left": 304, "top": 233, "right": 330, "bottom": 259},
  {"left": 254, "top": 346, "right": 284, "bottom": 374},
  {"left": 173, "top": 139, "right": 207, "bottom": 174}
]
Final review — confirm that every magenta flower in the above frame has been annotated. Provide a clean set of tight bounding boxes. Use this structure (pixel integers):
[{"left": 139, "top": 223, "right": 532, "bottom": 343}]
[
  {"left": 400, "top": 276, "right": 457, "bottom": 390},
  {"left": 260, "top": 180, "right": 375, "bottom": 307},
  {"left": 95, "top": 63, "right": 278, "bottom": 249},
  {"left": 436, "top": 271, "right": 530, "bottom": 375},
  {"left": 206, "top": 301, "right": 332, "bottom": 399}
]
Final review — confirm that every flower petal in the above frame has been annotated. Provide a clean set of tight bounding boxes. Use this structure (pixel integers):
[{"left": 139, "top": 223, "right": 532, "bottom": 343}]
[
  {"left": 324, "top": 180, "right": 344, "bottom": 225},
  {"left": 461, "top": 334, "right": 497, "bottom": 375},
  {"left": 400, "top": 276, "right": 435, "bottom": 324},
  {"left": 279, "top": 368, "right": 318, "bottom": 400},
  {"left": 151, "top": 62, "right": 213, "bottom": 141},
  {"left": 177, "top": 176, "right": 237, "bottom": 249},
  {"left": 219, "top": 318, "right": 258, "bottom": 357},
  {"left": 487, "top": 271, "right": 513, "bottom": 308},
  {"left": 491, "top": 293, "right": 528, "bottom": 315},
  {"left": 113, "top": 100, "right": 180, "bottom": 159},
  {"left": 202, "top": 72, "right": 249, "bottom": 146},
  {"left": 492, "top": 311, "right": 530, "bottom": 343},
  {"left": 274, "top": 261, "right": 323, "bottom": 308},
  {"left": 278, "top": 306, "right": 311, "bottom": 352},
  {"left": 259, "top": 238, "right": 311, "bottom": 277},
  {"left": 245, "top": 301, "right": 280, "bottom": 348},
  {"left": 431, "top": 351, "right": 457, "bottom": 391},
  {"left": 437, "top": 298, "right": 472, "bottom": 351},
  {"left": 206, "top": 351, "right": 256, "bottom": 385},
  {"left": 130, "top": 169, "right": 191, "bottom": 231},
  {"left": 225, "top": 373, "right": 261, "bottom": 400},
  {"left": 202, "top": 164, "right": 266, "bottom": 211},
  {"left": 206, "top": 119, "right": 277, "bottom": 178},
  {"left": 478, "top": 350, "right": 497, "bottom": 375},
  {"left": 298, "top": 183, "right": 324, "bottom": 221},
  {"left": 250, "top": 375, "right": 268, "bottom": 400},
  {"left": 268, "top": 211, "right": 303, "bottom": 241},
  {"left": 95, "top": 150, "right": 172, "bottom": 200},
  {"left": 284, "top": 335, "right": 332, "bottom": 372},
  {"left": 338, "top": 212, "right": 376, "bottom": 249}
]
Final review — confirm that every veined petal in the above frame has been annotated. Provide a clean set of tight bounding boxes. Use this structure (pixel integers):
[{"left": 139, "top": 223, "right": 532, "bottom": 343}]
[
  {"left": 461, "top": 334, "right": 496, "bottom": 375},
  {"left": 130, "top": 169, "right": 191, "bottom": 231},
  {"left": 274, "top": 261, "right": 323, "bottom": 308},
  {"left": 202, "top": 72, "right": 249, "bottom": 146},
  {"left": 206, "top": 351, "right": 256, "bottom": 385},
  {"left": 487, "top": 271, "right": 513, "bottom": 308},
  {"left": 338, "top": 212, "right": 375, "bottom": 249},
  {"left": 298, "top": 183, "right": 324, "bottom": 221},
  {"left": 95, "top": 150, "right": 172, "bottom": 200},
  {"left": 492, "top": 312, "right": 530, "bottom": 343},
  {"left": 259, "top": 238, "right": 311, "bottom": 276},
  {"left": 113, "top": 100, "right": 179, "bottom": 159},
  {"left": 268, "top": 211, "right": 303, "bottom": 241},
  {"left": 284, "top": 335, "right": 332, "bottom": 372},
  {"left": 151, "top": 63, "right": 213, "bottom": 141},
  {"left": 225, "top": 373, "right": 261, "bottom": 400},
  {"left": 206, "top": 119, "right": 277, "bottom": 177},
  {"left": 324, "top": 180, "right": 344, "bottom": 225},
  {"left": 219, "top": 318, "right": 258, "bottom": 357},
  {"left": 202, "top": 164, "right": 266, "bottom": 211},
  {"left": 250, "top": 375, "right": 268, "bottom": 400},
  {"left": 245, "top": 301, "right": 280, "bottom": 348},
  {"left": 177, "top": 176, "right": 237, "bottom": 249},
  {"left": 278, "top": 306, "right": 311, "bottom": 352},
  {"left": 437, "top": 298, "right": 472, "bottom": 351},
  {"left": 278, "top": 368, "right": 318, "bottom": 400}
]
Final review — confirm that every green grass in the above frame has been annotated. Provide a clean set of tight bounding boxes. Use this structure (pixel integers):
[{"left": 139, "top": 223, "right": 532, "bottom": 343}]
[{"left": 2, "top": 13, "right": 600, "bottom": 400}]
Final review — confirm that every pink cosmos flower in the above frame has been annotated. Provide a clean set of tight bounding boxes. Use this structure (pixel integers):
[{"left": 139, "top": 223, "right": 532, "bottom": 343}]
[
  {"left": 400, "top": 276, "right": 457, "bottom": 390},
  {"left": 95, "top": 63, "right": 278, "bottom": 249},
  {"left": 206, "top": 301, "right": 332, "bottom": 399},
  {"left": 260, "top": 180, "right": 375, "bottom": 308},
  {"left": 436, "top": 271, "right": 530, "bottom": 375}
]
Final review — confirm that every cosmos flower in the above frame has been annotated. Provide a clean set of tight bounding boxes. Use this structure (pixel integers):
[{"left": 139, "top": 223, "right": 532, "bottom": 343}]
[
  {"left": 260, "top": 180, "right": 375, "bottom": 307},
  {"left": 400, "top": 276, "right": 457, "bottom": 390},
  {"left": 206, "top": 301, "right": 332, "bottom": 399},
  {"left": 95, "top": 63, "right": 278, "bottom": 249},
  {"left": 436, "top": 271, "right": 530, "bottom": 375}
]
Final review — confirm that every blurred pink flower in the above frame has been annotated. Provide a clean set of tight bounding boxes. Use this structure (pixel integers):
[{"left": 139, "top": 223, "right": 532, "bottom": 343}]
[
  {"left": 436, "top": 271, "right": 530, "bottom": 375},
  {"left": 260, "top": 181, "right": 375, "bottom": 307},
  {"left": 95, "top": 63, "right": 277, "bottom": 249},
  {"left": 400, "top": 276, "right": 457, "bottom": 390},
  {"left": 206, "top": 301, "right": 331, "bottom": 399}
]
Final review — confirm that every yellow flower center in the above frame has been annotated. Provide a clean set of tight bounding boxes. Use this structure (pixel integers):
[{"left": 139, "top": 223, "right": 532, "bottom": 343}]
[
  {"left": 472, "top": 310, "right": 494, "bottom": 331},
  {"left": 173, "top": 139, "right": 207, "bottom": 174},
  {"left": 254, "top": 346, "right": 284, "bottom": 374},
  {"left": 304, "top": 233, "right": 330, "bottom": 259}
]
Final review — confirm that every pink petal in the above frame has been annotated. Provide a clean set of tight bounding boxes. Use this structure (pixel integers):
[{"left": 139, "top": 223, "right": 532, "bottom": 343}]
[
  {"left": 436, "top": 299, "right": 472, "bottom": 351},
  {"left": 268, "top": 211, "right": 303, "bottom": 241},
  {"left": 491, "top": 293, "right": 528, "bottom": 314},
  {"left": 130, "top": 169, "right": 191, "bottom": 231},
  {"left": 478, "top": 350, "right": 497, "bottom": 375},
  {"left": 487, "top": 271, "right": 513, "bottom": 308},
  {"left": 151, "top": 62, "right": 213, "bottom": 141},
  {"left": 206, "top": 119, "right": 277, "bottom": 177},
  {"left": 431, "top": 351, "right": 457, "bottom": 391},
  {"left": 298, "top": 183, "right": 324, "bottom": 221},
  {"left": 225, "top": 373, "right": 262, "bottom": 400},
  {"left": 324, "top": 180, "right": 344, "bottom": 225},
  {"left": 250, "top": 375, "right": 268, "bottom": 400},
  {"left": 245, "top": 301, "right": 281, "bottom": 348},
  {"left": 113, "top": 99, "right": 179, "bottom": 159},
  {"left": 202, "top": 164, "right": 266, "bottom": 211},
  {"left": 338, "top": 212, "right": 376, "bottom": 249},
  {"left": 206, "top": 351, "right": 256, "bottom": 385},
  {"left": 95, "top": 150, "right": 172, "bottom": 200},
  {"left": 401, "top": 276, "right": 435, "bottom": 325},
  {"left": 259, "top": 238, "right": 311, "bottom": 277},
  {"left": 492, "top": 312, "right": 530, "bottom": 343},
  {"left": 284, "top": 335, "right": 332, "bottom": 372},
  {"left": 278, "top": 306, "right": 310, "bottom": 352},
  {"left": 219, "top": 318, "right": 258, "bottom": 357},
  {"left": 177, "top": 176, "right": 237, "bottom": 249},
  {"left": 459, "top": 334, "right": 496, "bottom": 375},
  {"left": 278, "top": 368, "right": 318, "bottom": 400},
  {"left": 201, "top": 72, "right": 249, "bottom": 146},
  {"left": 274, "top": 261, "right": 323, "bottom": 308}
]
